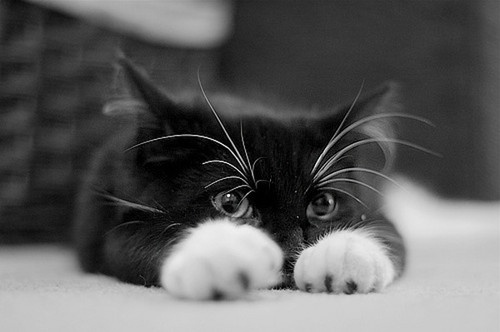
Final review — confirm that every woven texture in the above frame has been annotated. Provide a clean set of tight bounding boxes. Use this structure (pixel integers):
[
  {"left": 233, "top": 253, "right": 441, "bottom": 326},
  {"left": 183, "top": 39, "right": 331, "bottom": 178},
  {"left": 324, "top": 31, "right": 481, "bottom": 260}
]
[{"left": 0, "top": 0, "right": 219, "bottom": 242}]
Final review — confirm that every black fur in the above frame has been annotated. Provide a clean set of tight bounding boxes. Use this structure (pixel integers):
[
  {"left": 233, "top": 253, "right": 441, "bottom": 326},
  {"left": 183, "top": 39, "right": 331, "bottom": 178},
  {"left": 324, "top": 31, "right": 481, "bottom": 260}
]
[{"left": 74, "top": 58, "right": 405, "bottom": 288}]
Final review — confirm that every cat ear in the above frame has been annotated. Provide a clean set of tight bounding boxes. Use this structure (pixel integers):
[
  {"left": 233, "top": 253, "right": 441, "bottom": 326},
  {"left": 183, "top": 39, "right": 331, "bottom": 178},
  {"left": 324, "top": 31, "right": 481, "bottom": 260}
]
[
  {"left": 326, "top": 82, "right": 400, "bottom": 169},
  {"left": 117, "top": 55, "right": 181, "bottom": 123},
  {"left": 117, "top": 56, "right": 201, "bottom": 169},
  {"left": 343, "top": 81, "right": 399, "bottom": 140}
]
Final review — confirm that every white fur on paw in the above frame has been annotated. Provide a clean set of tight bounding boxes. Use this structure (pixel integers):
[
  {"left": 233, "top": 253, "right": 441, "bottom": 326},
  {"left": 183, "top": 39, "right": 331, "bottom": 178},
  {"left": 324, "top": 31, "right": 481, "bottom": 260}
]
[
  {"left": 160, "top": 218, "right": 283, "bottom": 300},
  {"left": 294, "top": 230, "right": 395, "bottom": 294}
]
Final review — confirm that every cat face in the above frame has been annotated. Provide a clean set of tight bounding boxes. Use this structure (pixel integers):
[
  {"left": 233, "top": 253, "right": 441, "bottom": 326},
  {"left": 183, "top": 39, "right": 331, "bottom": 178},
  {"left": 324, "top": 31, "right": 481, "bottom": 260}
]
[{"left": 118, "top": 58, "right": 398, "bottom": 276}]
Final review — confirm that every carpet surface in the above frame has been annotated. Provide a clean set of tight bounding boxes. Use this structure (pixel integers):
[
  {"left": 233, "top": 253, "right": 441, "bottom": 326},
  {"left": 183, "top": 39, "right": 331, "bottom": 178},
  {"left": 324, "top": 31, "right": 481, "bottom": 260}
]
[{"left": 1, "top": 183, "right": 499, "bottom": 332}]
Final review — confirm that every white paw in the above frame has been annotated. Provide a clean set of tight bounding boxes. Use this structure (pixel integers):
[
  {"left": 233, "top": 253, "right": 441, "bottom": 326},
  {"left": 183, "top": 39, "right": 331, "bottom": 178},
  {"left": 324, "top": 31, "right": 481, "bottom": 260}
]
[
  {"left": 294, "top": 230, "right": 395, "bottom": 294},
  {"left": 160, "top": 218, "right": 283, "bottom": 300}
]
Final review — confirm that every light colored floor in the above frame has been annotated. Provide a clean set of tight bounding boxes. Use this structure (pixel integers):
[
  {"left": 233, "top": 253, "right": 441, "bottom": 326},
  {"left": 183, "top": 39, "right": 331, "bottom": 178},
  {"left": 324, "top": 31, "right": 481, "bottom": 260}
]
[{"left": 1, "top": 182, "right": 499, "bottom": 332}]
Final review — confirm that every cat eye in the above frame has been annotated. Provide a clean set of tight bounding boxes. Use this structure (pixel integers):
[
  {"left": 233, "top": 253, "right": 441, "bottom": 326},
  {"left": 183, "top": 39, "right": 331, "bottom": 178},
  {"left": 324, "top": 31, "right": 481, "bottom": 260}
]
[
  {"left": 212, "top": 191, "right": 253, "bottom": 219},
  {"left": 307, "top": 192, "right": 337, "bottom": 220}
]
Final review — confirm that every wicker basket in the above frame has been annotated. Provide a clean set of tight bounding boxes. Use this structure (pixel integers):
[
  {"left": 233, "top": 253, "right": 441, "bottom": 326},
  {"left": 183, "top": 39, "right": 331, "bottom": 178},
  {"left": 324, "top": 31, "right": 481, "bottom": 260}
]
[{"left": 0, "top": 0, "right": 220, "bottom": 242}]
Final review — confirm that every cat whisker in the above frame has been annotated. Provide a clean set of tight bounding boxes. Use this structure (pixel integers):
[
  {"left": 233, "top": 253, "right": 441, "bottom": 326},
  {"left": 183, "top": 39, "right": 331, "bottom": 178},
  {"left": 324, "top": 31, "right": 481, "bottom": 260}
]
[
  {"left": 221, "top": 184, "right": 253, "bottom": 197},
  {"left": 329, "top": 113, "right": 435, "bottom": 151},
  {"left": 105, "top": 220, "right": 145, "bottom": 237},
  {"left": 320, "top": 186, "right": 368, "bottom": 208},
  {"left": 152, "top": 199, "right": 167, "bottom": 212},
  {"left": 251, "top": 157, "right": 265, "bottom": 175},
  {"left": 311, "top": 82, "right": 365, "bottom": 177},
  {"left": 203, "top": 160, "right": 248, "bottom": 181},
  {"left": 318, "top": 178, "right": 384, "bottom": 197},
  {"left": 240, "top": 121, "right": 256, "bottom": 185},
  {"left": 315, "top": 138, "right": 442, "bottom": 181},
  {"left": 158, "top": 222, "right": 182, "bottom": 239},
  {"left": 98, "top": 193, "right": 166, "bottom": 214},
  {"left": 204, "top": 175, "right": 249, "bottom": 189},
  {"left": 316, "top": 167, "right": 402, "bottom": 189},
  {"left": 197, "top": 71, "right": 250, "bottom": 174},
  {"left": 311, "top": 112, "right": 436, "bottom": 179},
  {"left": 236, "top": 189, "right": 255, "bottom": 209},
  {"left": 255, "top": 179, "right": 272, "bottom": 188},
  {"left": 125, "top": 133, "right": 246, "bottom": 174},
  {"left": 248, "top": 156, "right": 272, "bottom": 192}
]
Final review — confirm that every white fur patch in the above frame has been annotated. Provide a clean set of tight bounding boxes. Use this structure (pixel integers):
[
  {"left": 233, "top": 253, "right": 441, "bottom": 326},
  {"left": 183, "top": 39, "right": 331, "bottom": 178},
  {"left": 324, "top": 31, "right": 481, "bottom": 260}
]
[
  {"left": 160, "top": 218, "right": 283, "bottom": 300},
  {"left": 294, "top": 229, "right": 395, "bottom": 294}
]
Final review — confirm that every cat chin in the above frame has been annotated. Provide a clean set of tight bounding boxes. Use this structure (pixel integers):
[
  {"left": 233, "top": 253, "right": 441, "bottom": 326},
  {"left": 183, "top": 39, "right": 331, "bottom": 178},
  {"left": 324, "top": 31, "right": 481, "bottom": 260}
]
[
  {"left": 294, "top": 229, "right": 396, "bottom": 294},
  {"left": 160, "top": 218, "right": 283, "bottom": 300}
]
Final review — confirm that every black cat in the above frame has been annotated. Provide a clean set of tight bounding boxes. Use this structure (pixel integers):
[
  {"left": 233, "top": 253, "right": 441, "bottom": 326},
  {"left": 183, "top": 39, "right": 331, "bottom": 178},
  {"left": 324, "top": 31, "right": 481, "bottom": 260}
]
[{"left": 74, "top": 57, "right": 410, "bottom": 300}]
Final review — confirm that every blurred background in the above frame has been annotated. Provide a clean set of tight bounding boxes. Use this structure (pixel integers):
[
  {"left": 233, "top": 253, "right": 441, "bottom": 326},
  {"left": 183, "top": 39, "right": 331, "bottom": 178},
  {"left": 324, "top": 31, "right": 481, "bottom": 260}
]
[{"left": 0, "top": 0, "right": 498, "bottom": 242}]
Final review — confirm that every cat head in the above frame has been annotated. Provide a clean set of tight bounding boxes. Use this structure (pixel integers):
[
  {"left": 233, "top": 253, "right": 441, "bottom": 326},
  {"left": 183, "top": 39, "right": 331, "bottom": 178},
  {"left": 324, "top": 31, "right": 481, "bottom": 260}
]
[{"left": 114, "top": 57, "right": 400, "bottom": 274}]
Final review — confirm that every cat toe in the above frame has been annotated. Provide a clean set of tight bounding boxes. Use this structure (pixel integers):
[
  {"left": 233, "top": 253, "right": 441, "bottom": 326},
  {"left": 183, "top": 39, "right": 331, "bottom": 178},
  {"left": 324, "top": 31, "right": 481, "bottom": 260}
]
[
  {"left": 343, "top": 280, "right": 358, "bottom": 294},
  {"left": 207, "top": 270, "right": 252, "bottom": 300},
  {"left": 237, "top": 270, "right": 251, "bottom": 291},
  {"left": 294, "top": 229, "right": 396, "bottom": 294},
  {"left": 324, "top": 275, "right": 334, "bottom": 293},
  {"left": 160, "top": 218, "right": 283, "bottom": 300}
]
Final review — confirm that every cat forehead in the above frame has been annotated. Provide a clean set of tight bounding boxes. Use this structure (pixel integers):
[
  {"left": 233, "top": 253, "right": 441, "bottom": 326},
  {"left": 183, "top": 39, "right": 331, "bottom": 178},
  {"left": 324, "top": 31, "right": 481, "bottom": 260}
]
[
  {"left": 187, "top": 92, "right": 341, "bottom": 124},
  {"left": 173, "top": 93, "right": 345, "bottom": 151}
]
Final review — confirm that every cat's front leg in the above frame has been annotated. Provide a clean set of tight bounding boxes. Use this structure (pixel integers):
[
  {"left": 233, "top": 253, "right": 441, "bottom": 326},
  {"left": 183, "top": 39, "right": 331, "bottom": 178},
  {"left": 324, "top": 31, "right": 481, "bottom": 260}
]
[
  {"left": 294, "top": 230, "right": 396, "bottom": 294},
  {"left": 160, "top": 218, "right": 283, "bottom": 300}
]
